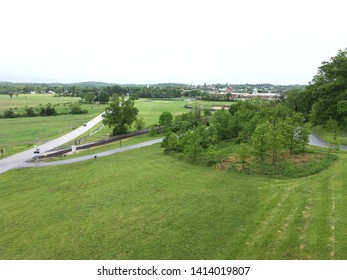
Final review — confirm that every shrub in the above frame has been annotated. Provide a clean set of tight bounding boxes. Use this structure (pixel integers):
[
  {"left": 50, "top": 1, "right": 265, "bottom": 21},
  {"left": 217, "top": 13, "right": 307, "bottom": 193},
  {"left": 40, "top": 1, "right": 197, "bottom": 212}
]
[{"left": 3, "top": 108, "right": 17, "bottom": 118}]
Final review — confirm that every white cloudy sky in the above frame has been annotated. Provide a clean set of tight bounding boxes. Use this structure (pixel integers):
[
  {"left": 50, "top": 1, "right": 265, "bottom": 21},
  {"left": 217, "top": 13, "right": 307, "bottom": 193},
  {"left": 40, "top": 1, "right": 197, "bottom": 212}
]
[{"left": 0, "top": 0, "right": 346, "bottom": 85}]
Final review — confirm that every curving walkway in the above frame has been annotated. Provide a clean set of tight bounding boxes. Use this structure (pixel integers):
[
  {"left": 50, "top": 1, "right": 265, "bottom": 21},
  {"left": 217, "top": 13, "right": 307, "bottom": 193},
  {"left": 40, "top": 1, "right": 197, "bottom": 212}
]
[
  {"left": 1, "top": 132, "right": 346, "bottom": 174},
  {"left": 0, "top": 113, "right": 104, "bottom": 174},
  {"left": 16, "top": 138, "right": 163, "bottom": 170},
  {"left": 309, "top": 134, "right": 347, "bottom": 150}
]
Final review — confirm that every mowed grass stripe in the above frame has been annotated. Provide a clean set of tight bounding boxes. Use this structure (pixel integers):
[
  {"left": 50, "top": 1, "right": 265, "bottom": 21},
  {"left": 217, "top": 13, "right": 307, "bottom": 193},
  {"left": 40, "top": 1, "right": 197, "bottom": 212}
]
[
  {"left": 0, "top": 145, "right": 347, "bottom": 259},
  {"left": 331, "top": 154, "right": 347, "bottom": 258},
  {"left": 301, "top": 170, "right": 335, "bottom": 259}
]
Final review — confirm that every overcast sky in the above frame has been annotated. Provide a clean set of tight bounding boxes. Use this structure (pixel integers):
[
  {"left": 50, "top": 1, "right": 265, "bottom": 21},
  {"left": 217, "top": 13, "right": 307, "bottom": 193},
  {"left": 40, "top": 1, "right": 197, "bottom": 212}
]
[{"left": 0, "top": 0, "right": 346, "bottom": 85}]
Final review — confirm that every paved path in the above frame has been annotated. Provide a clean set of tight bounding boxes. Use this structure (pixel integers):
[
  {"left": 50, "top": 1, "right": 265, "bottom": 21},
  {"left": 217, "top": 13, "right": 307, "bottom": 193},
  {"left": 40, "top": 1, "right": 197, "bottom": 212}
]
[
  {"left": 0, "top": 113, "right": 104, "bottom": 174},
  {"left": 1, "top": 132, "right": 346, "bottom": 174},
  {"left": 309, "top": 134, "right": 347, "bottom": 150},
  {"left": 15, "top": 138, "right": 163, "bottom": 170}
]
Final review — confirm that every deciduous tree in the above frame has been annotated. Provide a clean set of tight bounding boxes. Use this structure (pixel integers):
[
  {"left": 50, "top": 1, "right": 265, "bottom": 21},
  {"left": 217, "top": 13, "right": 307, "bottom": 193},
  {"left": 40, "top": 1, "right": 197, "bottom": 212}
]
[
  {"left": 306, "top": 49, "right": 347, "bottom": 126},
  {"left": 102, "top": 96, "right": 138, "bottom": 135},
  {"left": 251, "top": 122, "right": 271, "bottom": 164},
  {"left": 159, "top": 111, "right": 173, "bottom": 132}
]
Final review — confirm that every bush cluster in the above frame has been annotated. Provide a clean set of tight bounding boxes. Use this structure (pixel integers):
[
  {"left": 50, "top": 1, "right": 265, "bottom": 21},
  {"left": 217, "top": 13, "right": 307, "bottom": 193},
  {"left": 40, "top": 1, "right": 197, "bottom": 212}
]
[
  {"left": 1, "top": 102, "right": 88, "bottom": 118},
  {"left": 159, "top": 100, "right": 334, "bottom": 177}
]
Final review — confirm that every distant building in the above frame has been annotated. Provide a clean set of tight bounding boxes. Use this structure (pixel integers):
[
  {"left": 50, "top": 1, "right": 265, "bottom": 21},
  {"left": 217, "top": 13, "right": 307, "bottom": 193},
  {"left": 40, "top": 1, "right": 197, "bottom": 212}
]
[
  {"left": 208, "top": 90, "right": 280, "bottom": 100},
  {"left": 251, "top": 92, "right": 280, "bottom": 100}
]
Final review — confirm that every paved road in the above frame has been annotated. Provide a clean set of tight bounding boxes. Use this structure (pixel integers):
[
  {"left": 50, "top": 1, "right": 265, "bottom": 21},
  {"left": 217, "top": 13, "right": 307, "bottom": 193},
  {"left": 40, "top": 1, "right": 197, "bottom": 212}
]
[
  {"left": 1, "top": 132, "right": 346, "bottom": 174},
  {"left": 15, "top": 138, "right": 163, "bottom": 170},
  {"left": 0, "top": 113, "right": 104, "bottom": 174},
  {"left": 309, "top": 134, "right": 347, "bottom": 150}
]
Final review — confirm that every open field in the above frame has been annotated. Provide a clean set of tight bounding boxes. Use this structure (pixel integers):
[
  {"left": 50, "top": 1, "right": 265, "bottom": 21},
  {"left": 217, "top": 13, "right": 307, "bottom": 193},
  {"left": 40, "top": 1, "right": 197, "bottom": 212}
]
[
  {"left": 0, "top": 94, "right": 106, "bottom": 118},
  {"left": 0, "top": 93, "right": 109, "bottom": 156},
  {"left": 70, "top": 99, "right": 195, "bottom": 145},
  {"left": 0, "top": 113, "right": 104, "bottom": 157},
  {"left": 0, "top": 99, "right": 195, "bottom": 156},
  {"left": 0, "top": 144, "right": 346, "bottom": 259},
  {"left": 134, "top": 99, "right": 210, "bottom": 127},
  {"left": 0, "top": 94, "right": 81, "bottom": 115}
]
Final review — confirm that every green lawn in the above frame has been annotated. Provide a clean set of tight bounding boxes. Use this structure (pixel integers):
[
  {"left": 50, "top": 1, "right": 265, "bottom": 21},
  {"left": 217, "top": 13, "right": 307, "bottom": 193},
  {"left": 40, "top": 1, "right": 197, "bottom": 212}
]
[
  {"left": 134, "top": 99, "right": 203, "bottom": 127},
  {"left": 2, "top": 98, "right": 346, "bottom": 259},
  {"left": 0, "top": 113, "right": 103, "bottom": 156},
  {"left": 47, "top": 134, "right": 163, "bottom": 161},
  {"left": 0, "top": 144, "right": 346, "bottom": 259},
  {"left": 0, "top": 98, "right": 194, "bottom": 156},
  {"left": 0, "top": 94, "right": 108, "bottom": 156},
  {"left": 67, "top": 99, "right": 194, "bottom": 145},
  {"left": 0, "top": 94, "right": 81, "bottom": 114}
]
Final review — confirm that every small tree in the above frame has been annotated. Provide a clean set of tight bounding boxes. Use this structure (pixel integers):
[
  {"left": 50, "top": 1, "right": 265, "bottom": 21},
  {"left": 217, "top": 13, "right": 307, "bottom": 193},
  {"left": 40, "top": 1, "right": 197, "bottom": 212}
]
[
  {"left": 326, "top": 136, "right": 340, "bottom": 158},
  {"left": 69, "top": 102, "right": 84, "bottom": 114},
  {"left": 39, "top": 103, "right": 56, "bottom": 116},
  {"left": 171, "top": 111, "right": 195, "bottom": 133},
  {"left": 192, "top": 101, "right": 203, "bottom": 126},
  {"left": 297, "top": 123, "right": 310, "bottom": 152},
  {"left": 159, "top": 111, "right": 173, "bottom": 132},
  {"left": 325, "top": 118, "right": 339, "bottom": 134},
  {"left": 203, "top": 108, "right": 211, "bottom": 117},
  {"left": 268, "top": 120, "right": 285, "bottom": 168},
  {"left": 149, "top": 127, "right": 158, "bottom": 136},
  {"left": 251, "top": 122, "right": 271, "bottom": 165},
  {"left": 96, "top": 91, "right": 110, "bottom": 104},
  {"left": 283, "top": 113, "right": 305, "bottom": 153},
  {"left": 207, "top": 145, "right": 218, "bottom": 164},
  {"left": 211, "top": 109, "right": 233, "bottom": 140},
  {"left": 237, "top": 143, "right": 251, "bottom": 171},
  {"left": 4, "top": 108, "right": 16, "bottom": 118},
  {"left": 183, "top": 129, "right": 204, "bottom": 161},
  {"left": 25, "top": 107, "right": 36, "bottom": 117},
  {"left": 84, "top": 92, "right": 95, "bottom": 104},
  {"left": 161, "top": 132, "right": 180, "bottom": 153},
  {"left": 102, "top": 96, "right": 138, "bottom": 135},
  {"left": 134, "top": 116, "right": 145, "bottom": 131}
]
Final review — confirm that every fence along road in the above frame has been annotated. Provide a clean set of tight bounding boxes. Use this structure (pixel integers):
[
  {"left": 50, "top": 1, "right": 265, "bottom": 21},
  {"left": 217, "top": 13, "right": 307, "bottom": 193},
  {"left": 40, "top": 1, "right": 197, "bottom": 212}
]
[
  {"left": 12, "top": 134, "right": 347, "bottom": 171},
  {"left": 0, "top": 112, "right": 104, "bottom": 174},
  {"left": 17, "top": 138, "right": 164, "bottom": 169},
  {"left": 1, "top": 130, "right": 346, "bottom": 174}
]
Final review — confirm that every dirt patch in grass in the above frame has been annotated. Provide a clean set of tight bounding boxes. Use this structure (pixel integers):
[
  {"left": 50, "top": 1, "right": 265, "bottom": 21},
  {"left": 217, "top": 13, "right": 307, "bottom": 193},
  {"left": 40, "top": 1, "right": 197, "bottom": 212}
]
[
  {"left": 281, "top": 152, "right": 325, "bottom": 164},
  {"left": 224, "top": 156, "right": 239, "bottom": 163},
  {"left": 217, "top": 151, "right": 336, "bottom": 178}
]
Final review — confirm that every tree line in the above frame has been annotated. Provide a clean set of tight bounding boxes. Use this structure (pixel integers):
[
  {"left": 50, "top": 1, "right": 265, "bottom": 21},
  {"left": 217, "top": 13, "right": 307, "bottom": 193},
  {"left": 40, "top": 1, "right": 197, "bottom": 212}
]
[
  {"left": 286, "top": 49, "right": 347, "bottom": 128},
  {"left": 1, "top": 82, "right": 303, "bottom": 103}
]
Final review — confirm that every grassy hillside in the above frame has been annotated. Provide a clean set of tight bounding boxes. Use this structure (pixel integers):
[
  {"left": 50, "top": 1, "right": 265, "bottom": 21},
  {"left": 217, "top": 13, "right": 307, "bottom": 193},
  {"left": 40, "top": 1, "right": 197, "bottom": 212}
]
[{"left": 0, "top": 144, "right": 346, "bottom": 259}]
